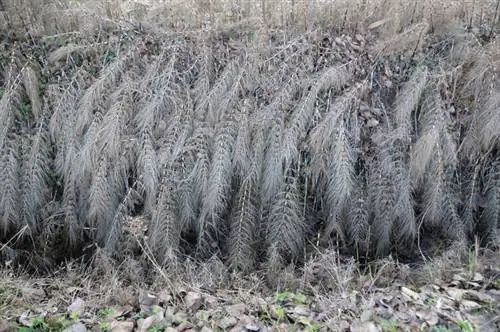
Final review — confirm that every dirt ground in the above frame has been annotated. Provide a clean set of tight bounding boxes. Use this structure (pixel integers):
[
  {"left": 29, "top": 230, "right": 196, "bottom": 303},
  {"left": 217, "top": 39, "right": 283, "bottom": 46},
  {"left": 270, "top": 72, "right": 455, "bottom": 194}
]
[{"left": 1, "top": 248, "right": 498, "bottom": 332}]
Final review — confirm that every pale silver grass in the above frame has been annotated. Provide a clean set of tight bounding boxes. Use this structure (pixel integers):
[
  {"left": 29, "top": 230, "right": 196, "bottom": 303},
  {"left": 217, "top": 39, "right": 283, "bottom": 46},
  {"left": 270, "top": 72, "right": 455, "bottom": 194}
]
[
  {"left": 479, "top": 158, "right": 500, "bottom": 243},
  {"left": 75, "top": 45, "right": 133, "bottom": 137},
  {"left": 62, "top": 170, "right": 80, "bottom": 247},
  {"left": 227, "top": 177, "right": 259, "bottom": 272},
  {"left": 21, "top": 65, "right": 42, "bottom": 121},
  {"left": 104, "top": 185, "right": 141, "bottom": 253},
  {"left": 309, "top": 92, "right": 354, "bottom": 191},
  {"left": 391, "top": 148, "right": 417, "bottom": 244},
  {"left": 479, "top": 92, "right": 500, "bottom": 152},
  {"left": 186, "top": 126, "right": 213, "bottom": 210},
  {"left": 323, "top": 122, "right": 355, "bottom": 241},
  {"left": 134, "top": 55, "right": 183, "bottom": 212},
  {"left": 371, "top": 22, "right": 430, "bottom": 57},
  {"left": 283, "top": 65, "right": 352, "bottom": 165},
  {"left": 393, "top": 66, "right": 428, "bottom": 139},
  {"left": 19, "top": 111, "right": 51, "bottom": 233},
  {"left": 258, "top": 80, "right": 301, "bottom": 205},
  {"left": 88, "top": 157, "right": 114, "bottom": 243},
  {"left": 347, "top": 183, "right": 370, "bottom": 249},
  {"left": 0, "top": 75, "right": 23, "bottom": 150},
  {"left": 205, "top": 62, "right": 245, "bottom": 128},
  {"left": 77, "top": 110, "right": 103, "bottom": 181},
  {"left": 0, "top": 138, "right": 20, "bottom": 235},
  {"left": 410, "top": 89, "right": 457, "bottom": 187},
  {"left": 149, "top": 176, "right": 181, "bottom": 266},
  {"left": 192, "top": 41, "right": 213, "bottom": 122},
  {"left": 261, "top": 110, "right": 286, "bottom": 206},
  {"left": 369, "top": 150, "right": 398, "bottom": 256},
  {"left": 194, "top": 60, "right": 240, "bottom": 126},
  {"left": 96, "top": 85, "right": 135, "bottom": 164},
  {"left": 233, "top": 101, "right": 252, "bottom": 179},
  {"left": 47, "top": 43, "right": 95, "bottom": 64},
  {"left": 421, "top": 150, "right": 463, "bottom": 241},
  {"left": 46, "top": 83, "right": 79, "bottom": 175},
  {"left": 198, "top": 118, "right": 237, "bottom": 253},
  {"left": 266, "top": 173, "right": 305, "bottom": 262}
]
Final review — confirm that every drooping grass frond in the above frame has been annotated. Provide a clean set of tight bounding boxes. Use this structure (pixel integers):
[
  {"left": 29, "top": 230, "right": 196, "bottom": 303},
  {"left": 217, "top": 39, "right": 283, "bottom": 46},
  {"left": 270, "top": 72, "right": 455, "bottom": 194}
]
[
  {"left": 87, "top": 157, "right": 114, "bottom": 243},
  {"left": 411, "top": 88, "right": 457, "bottom": 187},
  {"left": 369, "top": 134, "right": 416, "bottom": 256},
  {"left": 323, "top": 122, "right": 355, "bottom": 240},
  {"left": 309, "top": 92, "right": 357, "bottom": 240},
  {"left": 105, "top": 185, "right": 140, "bottom": 253},
  {"left": 195, "top": 60, "right": 241, "bottom": 127},
  {"left": 96, "top": 85, "right": 134, "bottom": 163},
  {"left": 478, "top": 92, "right": 500, "bottom": 153},
  {"left": 479, "top": 157, "right": 500, "bottom": 244},
  {"left": 149, "top": 175, "right": 180, "bottom": 265},
  {"left": 137, "top": 130, "right": 157, "bottom": 214},
  {"left": 284, "top": 65, "right": 352, "bottom": 165},
  {"left": 266, "top": 173, "right": 305, "bottom": 262},
  {"left": 19, "top": 113, "right": 51, "bottom": 233},
  {"left": 0, "top": 74, "right": 22, "bottom": 149},
  {"left": 21, "top": 65, "right": 42, "bottom": 121},
  {"left": 422, "top": 151, "right": 464, "bottom": 241},
  {"left": 257, "top": 81, "right": 301, "bottom": 205},
  {"left": 372, "top": 22, "right": 430, "bottom": 57},
  {"left": 393, "top": 66, "right": 428, "bottom": 138},
  {"left": 233, "top": 102, "right": 252, "bottom": 178},
  {"left": 62, "top": 172, "right": 81, "bottom": 248},
  {"left": 75, "top": 47, "right": 132, "bottom": 136},
  {"left": 0, "top": 137, "right": 20, "bottom": 235},
  {"left": 227, "top": 178, "right": 259, "bottom": 272},
  {"left": 462, "top": 163, "right": 481, "bottom": 235},
  {"left": 198, "top": 118, "right": 237, "bottom": 254},
  {"left": 347, "top": 183, "right": 370, "bottom": 251}
]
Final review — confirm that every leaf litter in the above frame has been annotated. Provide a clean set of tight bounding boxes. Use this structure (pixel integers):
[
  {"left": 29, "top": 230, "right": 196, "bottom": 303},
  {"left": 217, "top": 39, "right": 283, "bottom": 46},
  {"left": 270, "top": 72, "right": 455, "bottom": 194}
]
[{"left": 0, "top": 256, "right": 498, "bottom": 332}]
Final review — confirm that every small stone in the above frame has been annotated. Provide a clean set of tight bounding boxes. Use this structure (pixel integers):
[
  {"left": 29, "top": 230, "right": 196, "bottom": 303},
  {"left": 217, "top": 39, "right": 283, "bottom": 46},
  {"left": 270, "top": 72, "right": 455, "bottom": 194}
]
[
  {"left": 351, "top": 321, "right": 380, "bottom": 332},
  {"left": 185, "top": 291, "right": 203, "bottom": 311},
  {"left": 245, "top": 323, "right": 260, "bottom": 331},
  {"left": 220, "top": 316, "right": 238, "bottom": 329},
  {"left": 63, "top": 322, "right": 87, "bottom": 332},
  {"left": 110, "top": 321, "right": 135, "bottom": 332},
  {"left": 366, "top": 118, "right": 379, "bottom": 128},
  {"left": 67, "top": 298, "right": 85, "bottom": 316},
  {"left": 226, "top": 303, "right": 247, "bottom": 316},
  {"left": 461, "top": 299, "right": 482, "bottom": 311},
  {"left": 292, "top": 305, "right": 310, "bottom": 317},
  {"left": 200, "top": 327, "right": 214, "bottom": 332}
]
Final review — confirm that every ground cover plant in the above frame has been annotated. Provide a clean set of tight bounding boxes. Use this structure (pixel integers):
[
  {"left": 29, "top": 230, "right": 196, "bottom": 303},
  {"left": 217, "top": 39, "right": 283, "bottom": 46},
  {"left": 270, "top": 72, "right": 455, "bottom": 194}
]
[{"left": 0, "top": 0, "right": 499, "bottom": 330}]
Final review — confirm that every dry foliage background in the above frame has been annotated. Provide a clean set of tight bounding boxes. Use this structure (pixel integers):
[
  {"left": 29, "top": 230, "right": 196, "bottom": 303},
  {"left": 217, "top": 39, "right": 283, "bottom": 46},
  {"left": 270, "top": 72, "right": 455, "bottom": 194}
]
[{"left": 0, "top": 0, "right": 499, "bottom": 278}]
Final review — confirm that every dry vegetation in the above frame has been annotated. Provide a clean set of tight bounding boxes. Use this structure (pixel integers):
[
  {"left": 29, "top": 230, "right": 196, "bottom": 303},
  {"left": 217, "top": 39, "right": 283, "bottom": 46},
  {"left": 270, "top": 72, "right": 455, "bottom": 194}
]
[{"left": 0, "top": 0, "right": 499, "bottom": 330}]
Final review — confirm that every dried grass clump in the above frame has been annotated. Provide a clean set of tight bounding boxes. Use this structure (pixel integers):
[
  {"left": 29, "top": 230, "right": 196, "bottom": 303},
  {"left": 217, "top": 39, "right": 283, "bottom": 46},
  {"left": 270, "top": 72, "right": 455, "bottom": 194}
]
[{"left": 0, "top": 0, "right": 499, "bottom": 279}]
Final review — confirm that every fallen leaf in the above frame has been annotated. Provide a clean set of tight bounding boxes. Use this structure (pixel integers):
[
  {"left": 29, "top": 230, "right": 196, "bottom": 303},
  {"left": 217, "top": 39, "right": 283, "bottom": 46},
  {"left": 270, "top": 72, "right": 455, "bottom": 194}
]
[
  {"left": 200, "top": 327, "right": 214, "bottom": 332},
  {"left": 461, "top": 299, "right": 482, "bottom": 311},
  {"left": 401, "top": 286, "right": 421, "bottom": 302},
  {"left": 416, "top": 310, "right": 439, "bottom": 326},
  {"left": 244, "top": 323, "right": 260, "bottom": 331},
  {"left": 68, "top": 298, "right": 85, "bottom": 316},
  {"left": 351, "top": 321, "right": 380, "bottom": 332},
  {"left": 368, "top": 19, "right": 389, "bottom": 30},
  {"left": 62, "top": 322, "right": 86, "bottom": 332},
  {"left": 446, "top": 288, "right": 465, "bottom": 301},
  {"left": 0, "top": 320, "right": 10, "bottom": 332},
  {"left": 226, "top": 303, "right": 247, "bottom": 316},
  {"left": 219, "top": 316, "right": 238, "bottom": 329},
  {"left": 185, "top": 291, "right": 203, "bottom": 312},
  {"left": 110, "top": 320, "right": 135, "bottom": 332},
  {"left": 137, "top": 311, "right": 164, "bottom": 332}
]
